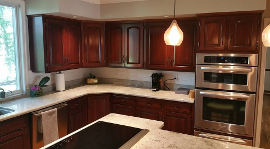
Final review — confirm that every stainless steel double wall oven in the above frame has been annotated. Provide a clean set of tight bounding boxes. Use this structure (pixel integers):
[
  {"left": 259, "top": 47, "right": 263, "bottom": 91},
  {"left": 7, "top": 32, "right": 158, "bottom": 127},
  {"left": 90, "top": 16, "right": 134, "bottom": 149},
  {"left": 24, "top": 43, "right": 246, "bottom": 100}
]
[{"left": 195, "top": 53, "right": 258, "bottom": 145}]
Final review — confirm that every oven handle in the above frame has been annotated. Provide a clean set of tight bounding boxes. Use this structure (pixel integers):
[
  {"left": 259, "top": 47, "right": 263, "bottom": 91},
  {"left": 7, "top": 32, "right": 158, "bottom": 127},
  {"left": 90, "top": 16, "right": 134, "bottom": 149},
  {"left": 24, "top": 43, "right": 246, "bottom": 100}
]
[
  {"left": 200, "top": 66, "right": 252, "bottom": 73},
  {"left": 200, "top": 91, "right": 250, "bottom": 100},
  {"left": 197, "top": 133, "right": 247, "bottom": 144}
]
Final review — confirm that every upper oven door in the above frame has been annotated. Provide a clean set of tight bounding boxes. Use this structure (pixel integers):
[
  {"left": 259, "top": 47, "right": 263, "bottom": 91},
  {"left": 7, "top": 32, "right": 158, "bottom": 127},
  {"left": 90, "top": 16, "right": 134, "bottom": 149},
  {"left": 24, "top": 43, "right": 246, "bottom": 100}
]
[
  {"left": 196, "top": 65, "right": 257, "bottom": 92},
  {"left": 195, "top": 89, "right": 255, "bottom": 137},
  {"left": 196, "top": 53, "right": 258, "bottom": 66}
]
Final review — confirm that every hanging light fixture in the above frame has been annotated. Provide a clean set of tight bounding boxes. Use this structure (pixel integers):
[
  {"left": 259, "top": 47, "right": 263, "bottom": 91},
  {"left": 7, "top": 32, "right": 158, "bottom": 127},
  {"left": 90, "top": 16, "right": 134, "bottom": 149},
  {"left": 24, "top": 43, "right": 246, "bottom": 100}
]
[
  {"left": 262, "top": 24, "right": 270, "bottom": 47},
  {"left": 164, "top": 0, "right": 183, "bottom": 46}
]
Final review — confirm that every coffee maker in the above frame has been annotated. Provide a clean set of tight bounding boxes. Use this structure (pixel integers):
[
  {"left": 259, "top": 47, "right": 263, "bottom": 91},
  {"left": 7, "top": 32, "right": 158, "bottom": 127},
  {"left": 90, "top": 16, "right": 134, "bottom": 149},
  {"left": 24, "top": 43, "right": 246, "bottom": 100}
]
[{"left": 151, "top": 73, "right": 163, "bottom": 91}]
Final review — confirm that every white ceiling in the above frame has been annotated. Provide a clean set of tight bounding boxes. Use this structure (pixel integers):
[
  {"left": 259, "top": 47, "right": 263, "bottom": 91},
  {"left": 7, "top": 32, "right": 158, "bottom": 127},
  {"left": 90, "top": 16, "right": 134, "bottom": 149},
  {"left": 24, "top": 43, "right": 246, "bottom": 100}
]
[{"left": 81, "top": 0, "right": 147, "bottom": 4}]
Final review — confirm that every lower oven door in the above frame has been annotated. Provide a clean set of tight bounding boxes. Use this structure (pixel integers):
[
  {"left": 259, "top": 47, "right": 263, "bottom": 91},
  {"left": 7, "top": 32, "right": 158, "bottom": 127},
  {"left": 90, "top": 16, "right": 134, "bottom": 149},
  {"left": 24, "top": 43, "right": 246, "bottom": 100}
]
[
  {"left": 195, "top": 89, "right": 255, "bottom": 137},
  {"left": 196, "top": 65, "right": 257, "bottom": 92}
]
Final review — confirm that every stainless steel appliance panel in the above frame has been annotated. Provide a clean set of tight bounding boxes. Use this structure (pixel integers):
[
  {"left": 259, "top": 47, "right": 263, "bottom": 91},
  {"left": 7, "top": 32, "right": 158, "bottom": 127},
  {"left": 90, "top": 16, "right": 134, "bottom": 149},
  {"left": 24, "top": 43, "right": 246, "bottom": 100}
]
[
  {"left": 194, "top": 130, "right": 253, "bottom": 146},
  {"left": 195, "top": 89, "right": 255, "bottom": 137},
  {"left": 32, "top": 103, "right": 68, "bottom": 149},
  {"left": 196, "top": 53, "right": 258, "bottom": 66},
  {"left": 196, "top": 65, "right": 258, "bottom": 92}
]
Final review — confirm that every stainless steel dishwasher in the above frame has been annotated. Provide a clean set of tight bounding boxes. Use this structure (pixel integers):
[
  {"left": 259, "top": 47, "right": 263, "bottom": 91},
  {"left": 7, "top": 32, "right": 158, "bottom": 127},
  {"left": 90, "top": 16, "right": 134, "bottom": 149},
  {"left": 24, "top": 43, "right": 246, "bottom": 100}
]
[{"left": 32, "top": 103, "right": 68, "bottom": 149}]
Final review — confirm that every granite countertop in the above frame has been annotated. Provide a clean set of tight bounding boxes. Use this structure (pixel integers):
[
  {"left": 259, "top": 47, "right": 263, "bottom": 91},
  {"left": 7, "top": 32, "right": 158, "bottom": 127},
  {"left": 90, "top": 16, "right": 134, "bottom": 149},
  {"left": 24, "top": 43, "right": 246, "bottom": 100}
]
[
  {"left": 0, "top": 84, "right": 194, "bottom": 122},
  {"left": 43, "top": 113, "right": 259, "bottom": 149}
]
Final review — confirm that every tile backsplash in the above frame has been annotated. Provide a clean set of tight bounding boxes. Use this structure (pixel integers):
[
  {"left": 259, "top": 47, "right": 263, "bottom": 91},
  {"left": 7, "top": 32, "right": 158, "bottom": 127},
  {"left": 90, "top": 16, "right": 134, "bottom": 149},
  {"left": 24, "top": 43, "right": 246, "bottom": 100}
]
[{"left": 88, "top": 67, "right": 195, "bottom": 90}]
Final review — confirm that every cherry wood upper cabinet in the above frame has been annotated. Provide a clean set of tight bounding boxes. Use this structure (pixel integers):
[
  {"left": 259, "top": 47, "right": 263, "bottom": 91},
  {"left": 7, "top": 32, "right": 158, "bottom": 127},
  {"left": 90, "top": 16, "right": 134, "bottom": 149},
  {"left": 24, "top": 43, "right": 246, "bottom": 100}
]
[
  {"left": 172, "top": 20, "right": 196, "bottom": 71},
  {"left": 145, "top": 21, "right": 171, "bottom": 70},
  {"left": 28, "top": 15, "right": 81, "bottom": 73},
  {"left": 124, "top": 23, "right": 144, "bottom": 68},
  {"left": 106, "top": 23, "right": 124, "bottom": 67},
  {"left": 106, "top": 22, "right": 144, "bottom": 68},
  {"left": 197, "top": 12, "right": 261, "bottom": 53},
  {"left": 227, "top": 14, "right": 260, "bottom": 52},
  {"left": 62, "top": 21, "right": 81, "bottom": 66},
  {"left": 82, "top": 22, "right": 105, "bottom": 67},
  {"left": 45, "top": 19, "right": 65, "bottom": 72},
  {"left": 198, "top": 17, "right": 226, "bottom": 51}
]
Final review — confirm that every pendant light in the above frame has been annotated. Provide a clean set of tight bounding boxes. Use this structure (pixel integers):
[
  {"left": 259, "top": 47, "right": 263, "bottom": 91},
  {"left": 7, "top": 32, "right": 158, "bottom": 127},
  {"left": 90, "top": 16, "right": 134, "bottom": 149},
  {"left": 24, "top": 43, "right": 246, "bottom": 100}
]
[
  {"left": 164, "top": 0, "right": 183, "bottom": 46},
  {"left": 262, "top": 24, "right": 270, "bottom": 47}
]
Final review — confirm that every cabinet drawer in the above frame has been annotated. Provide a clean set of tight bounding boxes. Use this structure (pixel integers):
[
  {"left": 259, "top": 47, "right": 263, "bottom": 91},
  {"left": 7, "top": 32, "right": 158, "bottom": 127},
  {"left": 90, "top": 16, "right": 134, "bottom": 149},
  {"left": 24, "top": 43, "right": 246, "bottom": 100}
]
[
  {"left": 136, "top": 98, "right": 162, "bottom": 109},
  {"left": 112, "top": 104, "right": 136, "bottom": 116},
  {"left": 165, "top": 102, "right": 193, "bottom": 114},
  {"left": 111, "top": 95, "right": 135, "bottom": 105}
]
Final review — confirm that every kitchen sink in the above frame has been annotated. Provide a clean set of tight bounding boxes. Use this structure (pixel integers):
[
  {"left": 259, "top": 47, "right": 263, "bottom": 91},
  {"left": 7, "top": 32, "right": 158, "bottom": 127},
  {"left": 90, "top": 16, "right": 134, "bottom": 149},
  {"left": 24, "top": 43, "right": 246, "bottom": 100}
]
[{"left": 0, "top": 107, "right": 14, "bottom": 116}]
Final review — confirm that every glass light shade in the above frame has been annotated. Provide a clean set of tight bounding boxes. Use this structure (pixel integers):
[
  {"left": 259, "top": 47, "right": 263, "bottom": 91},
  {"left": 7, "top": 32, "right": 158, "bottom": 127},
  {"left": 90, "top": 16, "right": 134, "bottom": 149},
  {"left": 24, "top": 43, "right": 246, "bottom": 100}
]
[
  {"left": 164, "top": 19, "right": 183, "bottom": 46},
  {"left": 262, "top": 24, "right": 270, "bottom": 47}
]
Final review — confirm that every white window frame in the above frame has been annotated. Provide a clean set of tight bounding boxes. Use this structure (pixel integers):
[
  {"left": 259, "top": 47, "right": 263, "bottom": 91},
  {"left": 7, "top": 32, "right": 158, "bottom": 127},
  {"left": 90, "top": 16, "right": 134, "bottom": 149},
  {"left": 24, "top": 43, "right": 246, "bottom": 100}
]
[{"left": 0, "top": 0, "right": 27, "bottom": 99}]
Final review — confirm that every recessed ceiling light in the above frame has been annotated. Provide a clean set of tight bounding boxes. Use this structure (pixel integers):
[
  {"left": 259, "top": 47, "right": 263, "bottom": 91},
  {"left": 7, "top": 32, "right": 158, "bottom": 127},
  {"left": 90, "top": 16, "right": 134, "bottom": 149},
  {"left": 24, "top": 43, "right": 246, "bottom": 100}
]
[
  {"left": 164, "top": 16, "right": 169, "bottom": 18},
  {"left": 73, "top": 16, "right": 77, "bottom": 18}
]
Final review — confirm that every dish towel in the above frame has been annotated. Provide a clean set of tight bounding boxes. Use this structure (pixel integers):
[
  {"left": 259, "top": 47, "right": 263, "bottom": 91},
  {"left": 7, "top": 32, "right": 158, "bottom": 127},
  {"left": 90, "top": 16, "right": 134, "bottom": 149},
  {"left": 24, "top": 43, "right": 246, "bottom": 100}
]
[{"left": 41, "top": 108, "right": 59, "bottom": 145}]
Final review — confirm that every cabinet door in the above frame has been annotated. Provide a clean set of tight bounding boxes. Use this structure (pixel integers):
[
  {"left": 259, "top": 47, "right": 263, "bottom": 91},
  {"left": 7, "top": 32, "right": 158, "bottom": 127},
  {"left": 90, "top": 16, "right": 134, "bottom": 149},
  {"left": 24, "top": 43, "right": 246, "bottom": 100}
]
[
  {"left": 228, "top": 15, "right": 260, "bottom": 52},
  {"left": 136, "top": 108, "right": 162, "bottom": 121},
  {"left": 62, "top": 22, "right": 81, "bottom": 68},
  {"left": 45, "top": 19, "right": 64, "bottom": 72},
  {"left": 82, "top": 23, "right": 105, "bottom": 67},
  {"left": 198, "top": 17, "right": 226, "bottom": 51},
  {"left": 124, "top": 23, "right": 144, "bottom": 68},
  {"left": 0, "top": 116, "right": 31, "bottom": 149},
  {"left": 171, "top": 20, "right": 196, "bottom": 71},
  {"left": 164, "top": 114, "right": 193, "bottom": 135},
  {"left": 88, "top": 94, "right": 110, "bottom": 123},
  {"left": 68, "top": 97, "right": 88, "bottom": 133},
  {"left": 145, "top": 22, "right": 171, "bottom": 69},
  {"left": 107, "top": 23, "right": 124, "bottom": 67}
]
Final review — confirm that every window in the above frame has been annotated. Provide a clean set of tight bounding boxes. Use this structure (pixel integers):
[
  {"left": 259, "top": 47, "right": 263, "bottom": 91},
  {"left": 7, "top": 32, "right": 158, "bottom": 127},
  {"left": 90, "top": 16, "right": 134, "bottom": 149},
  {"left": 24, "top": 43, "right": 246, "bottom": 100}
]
[{"left": 0, "top": 3, "right": 24, "bottom": 96}]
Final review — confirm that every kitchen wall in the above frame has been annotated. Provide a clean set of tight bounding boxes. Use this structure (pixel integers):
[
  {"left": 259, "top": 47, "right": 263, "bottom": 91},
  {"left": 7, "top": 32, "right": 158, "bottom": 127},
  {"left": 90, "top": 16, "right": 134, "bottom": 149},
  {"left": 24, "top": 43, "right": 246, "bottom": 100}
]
[
  {"left": 25, "top": 0, "right": 266, "bottom": 20},
  {"left": 88, "top": 67, "right": 195, "bottom": 89},
  {"left": 100, "top": 0, "right": 266, "bottom": 20}
]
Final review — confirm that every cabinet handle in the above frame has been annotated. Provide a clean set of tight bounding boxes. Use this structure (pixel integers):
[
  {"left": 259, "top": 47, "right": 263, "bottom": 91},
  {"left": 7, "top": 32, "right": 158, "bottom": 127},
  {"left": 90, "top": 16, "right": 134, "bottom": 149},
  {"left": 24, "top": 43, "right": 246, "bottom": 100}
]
[
  {"left": 171, "top": 58, "right": 174, "bottom": 66},
  {"left": 122, "top": 56, "right": 125, "bottom": 64},
  {"left": 197, "top": 41, "right": 200, "bottom": 48}
]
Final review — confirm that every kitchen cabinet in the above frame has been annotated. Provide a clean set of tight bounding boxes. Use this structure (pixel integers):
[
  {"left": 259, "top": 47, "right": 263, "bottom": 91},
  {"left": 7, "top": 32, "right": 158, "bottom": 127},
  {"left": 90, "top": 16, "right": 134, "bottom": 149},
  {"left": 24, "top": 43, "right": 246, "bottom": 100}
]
[
  {"left": 145, "top": 20, "right": 196, "bottom": 71},
  {"left": 28, "top": 15, "right": 81, "bottom": 73},
  {"left": 135, "top": 98, "right": 163, "bottom": 121},
  {"left": 198, "top": 16, "right": 226, "bottom": 51},
  {"left": 145, "top": 21, "right": 170, "bottom": 70},
  {"left": 227, "top": 14, "right": 260, "bottom": 52},
  {"left": 88, "top": 94, "right": 110, "bottom": 123},
  {"left": 82, "top": 22, "right": 105, "bottom": 67},
  {"left": 197, "top": 13, "right": 261, "bottom": 53},
  {"left": 110, "top": 94, "right": 136, "bottom": 116},
  {"left": 106, "top": 22, "right": 144, "bottom": 68},
  {"left": 0, "top": 115, "right": 31, "bottom": 149},
  {"left": 68, "top": 96, "right": 88, "bottom": 133},
  {"left": 163, "top": 101, "right": 194, "bottom": 135}
]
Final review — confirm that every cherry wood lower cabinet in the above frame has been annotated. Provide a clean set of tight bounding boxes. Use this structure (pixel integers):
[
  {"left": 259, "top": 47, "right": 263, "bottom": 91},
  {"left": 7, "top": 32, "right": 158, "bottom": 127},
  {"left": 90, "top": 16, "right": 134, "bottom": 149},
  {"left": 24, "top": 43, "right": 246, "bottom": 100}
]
[
  {"left": 163, "top": 101, "right": 194, "bottom": 135},
  {"left": 110, "top": 94, "right": 136, "bottom": 116},
  {"left": 68, "top": 96, "right": 88, "bottom": 133},
  {"left": 0, "top": 115, "right": 31, "bottom": 149},
  {"left": 88, "top": 94, "right": 110, "bottom": 123},
  {"left": 110, "top": 94, "right": 194, "bottom": 134}
]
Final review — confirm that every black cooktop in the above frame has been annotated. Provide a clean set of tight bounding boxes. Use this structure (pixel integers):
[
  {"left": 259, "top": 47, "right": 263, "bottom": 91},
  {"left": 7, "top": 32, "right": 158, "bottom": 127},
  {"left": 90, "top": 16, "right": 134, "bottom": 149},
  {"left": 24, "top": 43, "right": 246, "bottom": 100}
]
[{"left": 45, "top": 121, "right": 147, "bottom": 149}]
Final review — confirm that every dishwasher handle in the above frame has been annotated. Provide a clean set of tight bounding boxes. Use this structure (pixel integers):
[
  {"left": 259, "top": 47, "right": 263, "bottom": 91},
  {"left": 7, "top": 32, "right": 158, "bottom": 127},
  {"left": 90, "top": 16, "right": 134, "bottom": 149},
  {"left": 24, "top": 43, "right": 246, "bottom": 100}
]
[{"left": 32, "top": 103, "right": 68, "bottom": 116}]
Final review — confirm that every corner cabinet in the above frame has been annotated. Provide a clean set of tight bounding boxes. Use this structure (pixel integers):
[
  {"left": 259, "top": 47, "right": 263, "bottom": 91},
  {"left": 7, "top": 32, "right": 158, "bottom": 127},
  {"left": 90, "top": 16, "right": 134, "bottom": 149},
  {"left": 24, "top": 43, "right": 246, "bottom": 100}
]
[
  {"left": 0, "top": 115, "right": 31, "bottom": 149},
  {"left": 198, "top": 13, "right": 261, "bottom": 53},
  {"left": 106, "top": 22, "right": 144, "bottom": 68},
  {"left": 145, "top": 20, "right": 196, "bottom": 71},
  {"left": 28, "top": 15, "right": 81, "bottom": 73},
  {"left": 81, "top": 22, "right": 106, "bottom": 67}
]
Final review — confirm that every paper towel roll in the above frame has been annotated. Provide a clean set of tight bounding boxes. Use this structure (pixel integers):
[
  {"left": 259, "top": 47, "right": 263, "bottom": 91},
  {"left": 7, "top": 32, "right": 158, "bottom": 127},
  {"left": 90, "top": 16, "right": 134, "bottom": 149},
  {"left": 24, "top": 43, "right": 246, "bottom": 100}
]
[{"left": 55, "top": 72, "right": 65, "bottom": 91}]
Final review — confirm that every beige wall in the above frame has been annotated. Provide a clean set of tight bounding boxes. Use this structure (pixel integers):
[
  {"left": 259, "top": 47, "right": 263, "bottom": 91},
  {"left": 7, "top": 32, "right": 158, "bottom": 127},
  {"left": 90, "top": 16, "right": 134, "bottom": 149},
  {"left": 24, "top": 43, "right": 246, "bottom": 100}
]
[
  {"left": 100, "top": 0, "right": 266, "bottom": 20},
  {"left": 264, "top": 0, "right": 270, "bottom": 17},
  {"left": 26, "top": 0, "right": 266, "bottom": 20}
]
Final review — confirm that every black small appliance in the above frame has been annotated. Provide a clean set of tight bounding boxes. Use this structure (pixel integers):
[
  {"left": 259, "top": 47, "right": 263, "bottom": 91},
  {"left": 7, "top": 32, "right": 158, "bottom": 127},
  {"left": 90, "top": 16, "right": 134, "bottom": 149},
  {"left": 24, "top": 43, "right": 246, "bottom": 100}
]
[{"left": 151, "top": 73, "right": 163, "bottom": 91}]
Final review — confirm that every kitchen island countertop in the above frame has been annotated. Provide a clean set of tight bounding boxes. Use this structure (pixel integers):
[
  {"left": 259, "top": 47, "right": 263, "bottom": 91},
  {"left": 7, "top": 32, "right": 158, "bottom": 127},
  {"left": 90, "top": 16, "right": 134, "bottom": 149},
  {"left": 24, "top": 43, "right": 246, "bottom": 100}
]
[
  {"left": 0, "top": 84, "right": 193, "bottom": 122},
  {"left": 43, "top": 113, "right": 259, "bottom": 149}
]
